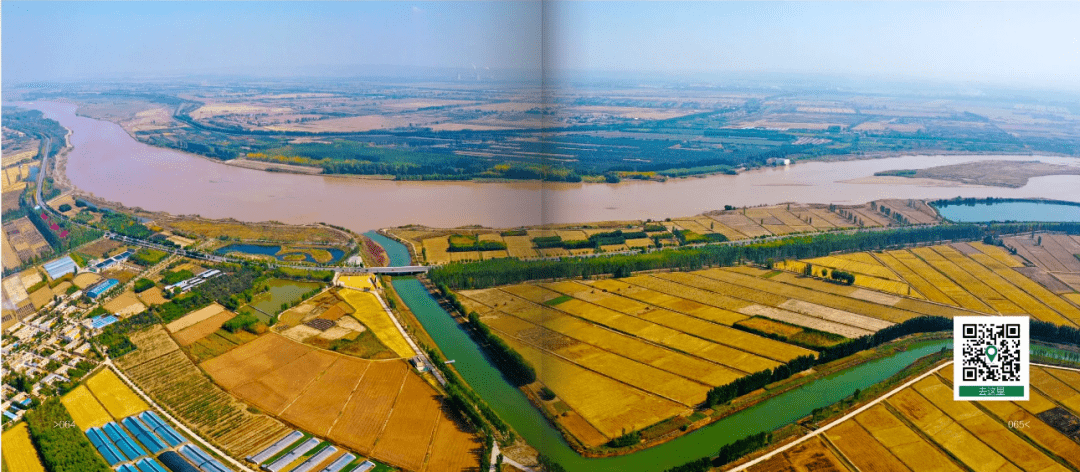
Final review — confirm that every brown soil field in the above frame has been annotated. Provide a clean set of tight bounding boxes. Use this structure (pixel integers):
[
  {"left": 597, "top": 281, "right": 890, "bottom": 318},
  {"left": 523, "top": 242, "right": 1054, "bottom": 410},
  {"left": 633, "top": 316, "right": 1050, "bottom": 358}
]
[
  {"left": 232, "top": 348, "right": 338, "bottom": 414},
  {"left": 279, "top": 356, "right": 370, "bottom": 436},
  {"left": 825, "top": 420, "right": 912, "bottom": 471},
  {"left": 370, "top": 373, "right": 443, "bottom": 471},
  {"left": 72, "top": 272, "right": 102, "bottom": 289},
  {"left": 200, "top": 333, "right": 312, "bottom": 390},
  {"left": 421, "top": 413, "right": 483, "bottom": 472},
  {"left": 173, "top": 309, "right": 237, "bottom": 346},
  {"left": 102, "top": 291, "right": 146, "bottom": 317},
  {"left": 137, "top": 286, "right": 168, "bottom": 305},
  {"left": 328, "top": 360, "right": 409, "bottom": 453},
  {"left": 27, "top": 285, "right": 53, "bottom": 310},
  {"left": 747, "top": 436, "right": 847, "bottom": 472},
  {"left": 198, "top": 333, "right": 475, "bottom": 470},
  {"left": 78, "top": 238, "right": 124, "bottom": 258}
]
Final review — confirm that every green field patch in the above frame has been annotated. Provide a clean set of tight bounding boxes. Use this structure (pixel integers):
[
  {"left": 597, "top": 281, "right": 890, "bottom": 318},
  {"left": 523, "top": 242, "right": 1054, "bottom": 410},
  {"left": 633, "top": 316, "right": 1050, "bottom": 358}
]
[
  {"left": 544, "top": 295, "right": 573, "bottom": 306},
  {"left": 734, "top": 316, "right": 845, "bottom": 350}
]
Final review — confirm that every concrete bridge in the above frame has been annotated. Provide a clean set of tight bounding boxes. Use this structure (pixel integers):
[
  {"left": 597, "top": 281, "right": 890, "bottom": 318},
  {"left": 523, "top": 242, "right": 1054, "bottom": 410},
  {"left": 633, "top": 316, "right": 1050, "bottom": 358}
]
[{"left": 334, "top": 265, "right": 430, "bottom": 275}]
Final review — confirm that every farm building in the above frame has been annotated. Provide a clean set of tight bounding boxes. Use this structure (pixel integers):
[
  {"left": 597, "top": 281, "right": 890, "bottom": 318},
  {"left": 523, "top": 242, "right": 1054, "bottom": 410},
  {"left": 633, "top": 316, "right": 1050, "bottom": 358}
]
[
  {"left": 164, "top": 269, "right": 221, "bottom": 293},
  {"left": 93, "top": 250, "right": 134, "bottom": 272},
  {"left": 87, "top": 279, "right": 120, "bottom": 298},
  {"left": 44, "top": 255, "right": 78, "bottom": 280}
]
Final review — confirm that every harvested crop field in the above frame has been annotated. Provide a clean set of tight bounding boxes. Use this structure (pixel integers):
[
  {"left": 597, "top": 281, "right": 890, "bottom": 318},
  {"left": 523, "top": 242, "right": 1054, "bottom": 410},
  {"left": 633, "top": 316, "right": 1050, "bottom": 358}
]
[
  {"left": 102, "top": 291, "right": 146, "bottom": 317},
  {"left": 72, "top": 272, "right": 102, "bottom": 289},
  {"left": 200, "top": 334, "right": 480, "bottom": 471},
  {"left": 746, "top": 436, "right": 847, "bottom": 472},
  {"left": 815, "top": 365, "right": 1080, "bottom": 472},
  {"left": 137, "top": 286, "right": 168, "bottom": 305},
  {"left": 370, "top": 373, "right": 443, "bottom": 471},
  {"left": 85, "top": 368, "right": 149, "bottom": 418},
  {"left": 454, "top": 242, "right": 1080, "bottom": 447},
  {"left": 422, "top": 413, "right": 485, "bottom": 472},
  {"left": 116, "top": 326, "right": 291, "bottom": 458},
  {"left": 172, "top": 308, "right": 237, "bottom": 346},
  {"left": 772, "top": 243, "right": 1080, "bottom": 327},
  {"left": 166, "top": 303, "right": 228, "bottom": 332}
]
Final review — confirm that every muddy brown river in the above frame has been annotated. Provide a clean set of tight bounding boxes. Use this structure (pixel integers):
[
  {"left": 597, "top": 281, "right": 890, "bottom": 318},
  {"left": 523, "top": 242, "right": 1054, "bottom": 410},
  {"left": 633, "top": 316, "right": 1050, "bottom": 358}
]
[{"left": 23, "top": 101, "right": 1080, "bottom": 233}]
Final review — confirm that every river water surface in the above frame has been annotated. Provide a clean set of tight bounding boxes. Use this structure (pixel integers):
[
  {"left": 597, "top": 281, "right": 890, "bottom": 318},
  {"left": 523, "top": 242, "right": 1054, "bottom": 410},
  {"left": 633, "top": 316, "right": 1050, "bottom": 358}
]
[{"left": 21, "top": 101, "right": 1080, "bottom": 234}]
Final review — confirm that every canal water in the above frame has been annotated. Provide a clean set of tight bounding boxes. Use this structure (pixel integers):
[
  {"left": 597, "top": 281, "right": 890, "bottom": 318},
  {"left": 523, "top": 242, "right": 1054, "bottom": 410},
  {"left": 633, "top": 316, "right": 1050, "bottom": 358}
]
[{"left": 379, "top": 236, "right": 952, "bottom": 471}]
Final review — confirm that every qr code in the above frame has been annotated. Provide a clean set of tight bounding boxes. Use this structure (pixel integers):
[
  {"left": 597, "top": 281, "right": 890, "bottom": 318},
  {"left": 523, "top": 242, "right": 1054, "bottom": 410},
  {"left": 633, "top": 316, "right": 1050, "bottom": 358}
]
[{"left": 961, "top": 323, "right": 1021, "bottom": 382}]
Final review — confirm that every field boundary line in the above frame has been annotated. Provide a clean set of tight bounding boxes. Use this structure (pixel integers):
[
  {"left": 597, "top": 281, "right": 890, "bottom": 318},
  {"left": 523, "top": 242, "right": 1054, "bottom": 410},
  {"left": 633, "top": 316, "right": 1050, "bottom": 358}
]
[
  {"left": 728, "top": 360, "right": 952, "bottom": 472},
  {"left": 325, "top": 361, "right": 372, "bottom": 437},
  {"left": 368, "top": 366, "right": 411, "bottom": 456},
  {"left": 103, "top": 359, "right": 258, "bottom": 472},
  {"left": 1032, "top": 360, "right": 1080, "bottom": 371},
  {"left": 275, "top": 356, "right": 338, "bottom": 417}
]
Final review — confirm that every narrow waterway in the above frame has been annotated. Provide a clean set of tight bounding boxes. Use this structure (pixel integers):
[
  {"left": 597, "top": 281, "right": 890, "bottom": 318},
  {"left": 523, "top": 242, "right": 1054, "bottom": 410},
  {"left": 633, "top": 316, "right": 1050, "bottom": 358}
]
[{"left": 378, "top": 235, "right": 952, "bottom": 471}]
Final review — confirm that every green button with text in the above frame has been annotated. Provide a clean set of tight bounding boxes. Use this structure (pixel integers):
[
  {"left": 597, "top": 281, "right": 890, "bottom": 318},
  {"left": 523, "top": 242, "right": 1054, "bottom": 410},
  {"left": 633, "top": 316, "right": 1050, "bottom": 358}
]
[{"left": 958, "top": 386, "right": 1024, "bottom": 397}]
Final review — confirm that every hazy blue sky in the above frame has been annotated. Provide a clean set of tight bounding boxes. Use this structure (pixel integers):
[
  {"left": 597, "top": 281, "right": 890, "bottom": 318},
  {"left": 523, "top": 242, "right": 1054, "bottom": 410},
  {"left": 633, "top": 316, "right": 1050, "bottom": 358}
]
[{"left": 4, "top": 2, "right": 1078, "bottom": 89}]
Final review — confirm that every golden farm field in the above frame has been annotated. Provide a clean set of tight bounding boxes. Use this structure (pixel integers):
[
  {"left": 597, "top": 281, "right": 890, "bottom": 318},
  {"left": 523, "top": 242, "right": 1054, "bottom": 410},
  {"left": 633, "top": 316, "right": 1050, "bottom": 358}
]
[
  {"left": 85, "top": 369, "right": 149, "bottom": 419},
  {"left": 339, "top": 288, "right": 415, "bottom": 358},
  {"left": 820, "top": 366, "right": 1080, "bottom": 472},
  {"left": 2, "top": 423, "right": 46, "bottom": 472},
  {"left": 770, "top": 243, "right": 1080, "bottom": 328},
  {"left": 60, "top": 385, "right": 113, "bottom": 430},
  {"left": 449, "top": 243, "right": 1080, "bottom": 449}
]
